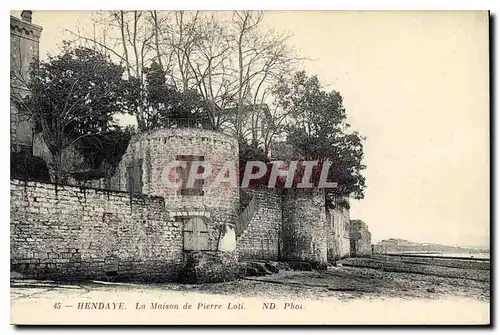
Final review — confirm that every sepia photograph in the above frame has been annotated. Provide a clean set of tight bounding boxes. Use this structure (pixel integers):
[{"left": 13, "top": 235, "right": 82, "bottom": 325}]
[{"left": 8, "top": 8, "right": 490, "bottom": 325}]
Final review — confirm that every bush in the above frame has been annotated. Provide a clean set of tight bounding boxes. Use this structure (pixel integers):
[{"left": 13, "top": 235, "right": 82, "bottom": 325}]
[{"left": 11, "top": 151, "right": 51, "bottom": 182}]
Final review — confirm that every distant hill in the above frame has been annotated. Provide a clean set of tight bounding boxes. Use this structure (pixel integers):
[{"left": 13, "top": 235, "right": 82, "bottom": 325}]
[{"left": 373, "top": 238, "right": 490, "bottom": 255}]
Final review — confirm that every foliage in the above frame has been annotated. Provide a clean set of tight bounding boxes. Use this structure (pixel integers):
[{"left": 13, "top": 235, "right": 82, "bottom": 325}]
[
  {"left": 123, "top": 61, "right": 211, "bottom": 130},
  {"left": 274, "top": 71, "right": 367, "bottom": 200},
  {"left": 237, "top": 144, "right": 331, "bottom": 190},
  {"left": 11, "top": 43, "right": 128, "bottom": 182},
  {"left": 68, "top": 11, "right": 298, "bottom": 140},
  {"left": 75, "top": 125, "right": 134, "bottom": 180},
  {"left": 11, "top": 151, "right": 51, "bottom": 182},
  {"left": 238, "top": 141, "right": 270, "bottom": 187}
]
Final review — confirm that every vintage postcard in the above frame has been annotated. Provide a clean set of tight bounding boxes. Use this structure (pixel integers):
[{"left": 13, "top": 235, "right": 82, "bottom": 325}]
[{"left": 9, "top": 10, "right": 490, "bottom": 325}]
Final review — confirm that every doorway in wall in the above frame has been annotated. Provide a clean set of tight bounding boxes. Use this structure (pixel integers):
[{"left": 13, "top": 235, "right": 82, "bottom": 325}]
[{"left": 182, "top": 217, "right": 209, "bottom": 251}]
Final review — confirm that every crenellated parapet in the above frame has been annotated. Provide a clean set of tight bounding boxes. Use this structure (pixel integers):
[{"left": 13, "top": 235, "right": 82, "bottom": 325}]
[{"left": 10, "top": 15, "right": 42, "bottom": 42}]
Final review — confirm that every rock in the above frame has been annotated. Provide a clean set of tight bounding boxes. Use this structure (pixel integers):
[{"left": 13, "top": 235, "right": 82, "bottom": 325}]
[
  {"left": 246, "top": 267, "right": 259, "bottom": 276},
  {"left": 275, "top": 261, "right": 291, "bottom": 271},
  {"left": 288, "top": 261, "right": 313, "bottom": 271},
  {"left": 179, "top": 251, "right": 239, "bottom": 284},
  {"left": 310, "top": 261, "right": 328, "bottom": 270},
  {"left": 264, "top": 261, "right": 280, "bottom": 273},
  {"left": 10, "top": 271, "right": 25, "bottom": 279},
  {"left": 246, "top": 262, "right": 272, "bottom": 277}
]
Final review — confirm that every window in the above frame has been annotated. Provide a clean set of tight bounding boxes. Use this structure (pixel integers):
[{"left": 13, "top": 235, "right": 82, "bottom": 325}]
[
  {"left": 182, "top": 217, "right": 209, "bottom": 251},
  {"left": 176, "top": 155, "right": 205, "bottom": 196},
  {"left": 127, "top": 160, "right": 143, "bottom": 194}
]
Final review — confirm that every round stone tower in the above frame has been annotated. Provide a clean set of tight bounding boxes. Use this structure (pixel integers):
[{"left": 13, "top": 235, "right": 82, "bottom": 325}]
[
  {"left": 281, "top": 189, "right": 328, "bottom": 269},
  {"left": 111, "top": 126, "right": 240, "bottom": 282}
]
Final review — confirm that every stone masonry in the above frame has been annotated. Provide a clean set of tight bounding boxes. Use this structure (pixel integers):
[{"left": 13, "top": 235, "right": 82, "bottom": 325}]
[
  {"left": 10, "top": 179, "right": 184, "bottom": 281},
  {"left": 326, "top": 203, "right": 351, "bottom": 261},
  {"left": 108, "top": 128, "right": 240, "bottom": 269},
  {"left": 281, "top": 189, "right": 328, "bottom": 268},
  {"left": 9, "top": 13, "right": 369, "bottom": 282},
  {"left": 237, "top": 187, "right": 282, "bottom": 260},
  {"left": 349, "top": 219, "right": 372, "bottom": 257},
  {"left": 109, "top": 128, "right": 240, "bottom": 246}
]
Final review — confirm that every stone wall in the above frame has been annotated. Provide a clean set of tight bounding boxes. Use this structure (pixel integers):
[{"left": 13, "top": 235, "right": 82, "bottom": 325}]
[
  {"left": 110, "top": 128, "right": 238, "bottom": 202},
  {"left": 10, "top": 179, "right": 184, "bottom": 281},
  {"left": 281, "top": 189, "right": 328, "bottom": 268},
  {"left": 326, "top": 203, "right": 351, "bottom": 262},
  {"left": 237, "top": 188, "right": 282, "bottom": 260},
  {"left": 108, "top": 128, "right": 240, "bottom": 256},
  {"left": 350, "top": 219, "right": 372, "bottom": 257}
]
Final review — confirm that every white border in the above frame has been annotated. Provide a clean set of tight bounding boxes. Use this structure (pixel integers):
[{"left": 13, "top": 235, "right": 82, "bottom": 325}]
[{"left": 2, "top": 1, "right": 496, "bottom": 334}]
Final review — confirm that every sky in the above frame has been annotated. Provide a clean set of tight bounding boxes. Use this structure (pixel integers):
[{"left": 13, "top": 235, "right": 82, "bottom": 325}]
[{"left": 11, "top": 10, "right": 490, "bottom": 247}]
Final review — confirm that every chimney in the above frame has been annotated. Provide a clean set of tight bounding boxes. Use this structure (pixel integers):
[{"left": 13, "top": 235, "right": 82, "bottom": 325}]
[{"left": 21, "top": 10, "right": 32, "bottom": 23}]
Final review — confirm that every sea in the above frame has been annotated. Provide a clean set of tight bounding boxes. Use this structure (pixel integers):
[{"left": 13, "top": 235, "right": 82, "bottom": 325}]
[{"left": 404, "top": 252, "right": 490, "bottom": 260}]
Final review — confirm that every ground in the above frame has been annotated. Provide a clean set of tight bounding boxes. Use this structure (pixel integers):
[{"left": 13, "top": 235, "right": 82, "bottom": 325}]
[{"left": 10, "top": 255, "right": 490, "bottom": 325}]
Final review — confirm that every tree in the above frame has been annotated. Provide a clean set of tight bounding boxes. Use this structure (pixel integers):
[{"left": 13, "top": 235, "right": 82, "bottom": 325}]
[
  {"left": 66, "top": 11, "right": 156, "bottom": 131},
  {"left": 66, "top": 10, "right": 299, "bottom": 138},
  {"left": 11, "top": 43, "right": 128, "bottom": 183},
  {"left": 142, "top": 61, "right": 211, "bottom": 129},
  {"left": 230, "top": 11, "right": 296, "bottom": 143},
  {"left": 274, "top": 71, "right": 367, "bottom": 200},
  {"left": 74, "top": 125, "right": 134, "bottom": 187}
]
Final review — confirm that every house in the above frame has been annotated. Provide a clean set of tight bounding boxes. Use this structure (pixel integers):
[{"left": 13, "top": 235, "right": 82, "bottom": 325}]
[{"left": 10, "top": 11, "right": 42, "bottom": 153}]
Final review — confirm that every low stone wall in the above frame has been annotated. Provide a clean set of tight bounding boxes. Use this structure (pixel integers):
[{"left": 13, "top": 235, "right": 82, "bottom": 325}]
[
  {"left": 237, "top": 188, "right": 282, "bottom": 260},
  {"left": 10, "top": 179, "right": 184, "bottom": 281}
]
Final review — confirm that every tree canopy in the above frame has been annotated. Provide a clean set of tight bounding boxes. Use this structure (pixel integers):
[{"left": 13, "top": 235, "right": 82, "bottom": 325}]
[
  {"left": 11, "top": 43, "right": 128, "bottom": 182},
  {"left": 68, "top": 11, "right": 298, "bottom": 138},
  {"left": 274, "top": 71, "right": 367, "bottom": 200},
  {"left": 12, "top": 12, "right": 367, "bottom": 201},
  {"left": 125, "top": 61, "right": 211, "bottom": 130}
]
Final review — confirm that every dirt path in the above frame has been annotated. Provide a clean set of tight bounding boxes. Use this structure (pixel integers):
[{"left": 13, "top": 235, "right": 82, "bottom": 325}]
[
  {"left": 11, "top": 256, "right": 490, "bottom": 302},
  {"left": 10, "top": 256, "right": 490, "bottom": 325},
  {"left": 339, "top": 256, "right": 490, "bottom": 282}
]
